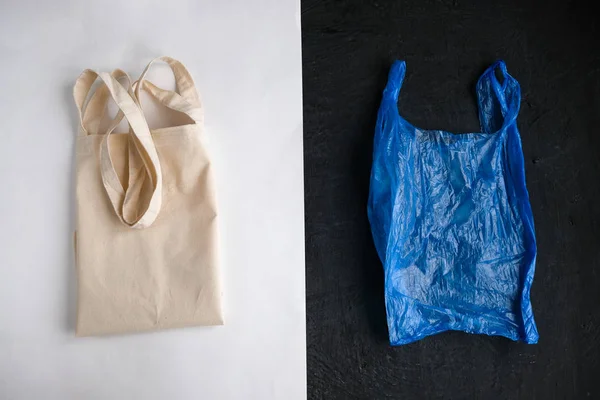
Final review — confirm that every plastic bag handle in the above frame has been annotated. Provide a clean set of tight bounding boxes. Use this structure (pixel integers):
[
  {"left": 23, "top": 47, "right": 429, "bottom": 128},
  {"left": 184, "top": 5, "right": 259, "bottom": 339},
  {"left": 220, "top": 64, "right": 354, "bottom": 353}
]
[
  {"left": 382, "top": 60, "right": 406, "bottom": 102},
  {"left": 476, "top": 60, "right": 521, "bottom": 134}
]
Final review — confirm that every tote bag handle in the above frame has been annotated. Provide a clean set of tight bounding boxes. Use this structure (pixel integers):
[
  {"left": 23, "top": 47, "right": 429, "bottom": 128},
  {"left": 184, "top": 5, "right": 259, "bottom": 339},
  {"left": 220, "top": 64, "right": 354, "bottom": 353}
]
[
  {"left": 134, "top": 56, "right": 204, "bottom": 125},
  {"left": 74, "top": 69, "right": 163, "bottom": 229}
]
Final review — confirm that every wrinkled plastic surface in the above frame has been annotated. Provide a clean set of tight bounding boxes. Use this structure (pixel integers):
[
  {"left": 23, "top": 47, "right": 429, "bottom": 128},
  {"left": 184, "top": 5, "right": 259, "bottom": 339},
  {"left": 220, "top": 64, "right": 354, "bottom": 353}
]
[{"left": 368, "top": 61, "right": 539, "bottom": 345}]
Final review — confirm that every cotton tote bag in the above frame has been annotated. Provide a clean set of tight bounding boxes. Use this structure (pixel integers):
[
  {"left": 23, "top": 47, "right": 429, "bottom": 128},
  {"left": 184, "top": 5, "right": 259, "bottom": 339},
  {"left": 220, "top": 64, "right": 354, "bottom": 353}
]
[{"left": 73, "top": 57, "right": 223, "bottom": 336}]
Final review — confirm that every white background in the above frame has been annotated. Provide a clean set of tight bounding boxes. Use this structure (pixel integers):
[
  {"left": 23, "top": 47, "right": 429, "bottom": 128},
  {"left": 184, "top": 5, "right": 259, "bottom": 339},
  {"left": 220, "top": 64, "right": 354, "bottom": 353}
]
[{"left": 0, "top": 1, "right": 305, "bottom": 399}]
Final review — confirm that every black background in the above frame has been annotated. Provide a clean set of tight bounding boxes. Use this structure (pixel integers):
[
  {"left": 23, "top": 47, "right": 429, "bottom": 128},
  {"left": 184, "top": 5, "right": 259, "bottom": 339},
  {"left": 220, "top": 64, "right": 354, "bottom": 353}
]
[{"left": 302, "top": 0, "right": 600, "bottom": 398}]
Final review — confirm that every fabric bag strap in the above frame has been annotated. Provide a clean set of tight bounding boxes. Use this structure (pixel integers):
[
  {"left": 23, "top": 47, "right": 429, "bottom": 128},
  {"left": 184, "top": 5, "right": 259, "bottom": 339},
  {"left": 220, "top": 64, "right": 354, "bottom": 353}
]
[
  {"left": 74, "top": 69, "right": 163, "bottom": 229},
  {"left": 74, "top": 69, "right": 128, "bottom": 136},
  {"left": 134, "top": 56, "right": 204, "bottom": 125}
]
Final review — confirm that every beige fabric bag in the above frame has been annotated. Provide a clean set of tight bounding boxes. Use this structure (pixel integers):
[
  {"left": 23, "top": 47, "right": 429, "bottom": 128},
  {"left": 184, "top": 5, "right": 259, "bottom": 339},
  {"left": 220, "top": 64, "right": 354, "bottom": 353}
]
[{"left": 73, "top": 57, "right": 223, "bottom": 336}]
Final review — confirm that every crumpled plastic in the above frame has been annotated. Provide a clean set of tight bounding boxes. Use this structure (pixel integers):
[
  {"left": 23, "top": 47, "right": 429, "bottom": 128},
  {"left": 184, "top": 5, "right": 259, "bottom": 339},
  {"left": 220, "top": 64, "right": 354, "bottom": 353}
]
[{"left": 368, "top": 60, "right": 539, "bottom": 345}]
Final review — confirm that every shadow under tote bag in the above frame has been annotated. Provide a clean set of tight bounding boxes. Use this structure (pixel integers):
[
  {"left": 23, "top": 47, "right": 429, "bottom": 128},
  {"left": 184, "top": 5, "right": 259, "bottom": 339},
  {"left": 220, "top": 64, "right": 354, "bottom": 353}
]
[{"left": 73, "top": 57, "right": 223, "bottom": 336}]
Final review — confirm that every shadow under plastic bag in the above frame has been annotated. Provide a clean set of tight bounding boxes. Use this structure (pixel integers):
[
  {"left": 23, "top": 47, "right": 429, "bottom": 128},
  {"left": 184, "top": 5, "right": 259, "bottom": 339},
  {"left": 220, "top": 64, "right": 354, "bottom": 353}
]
[{"left": 350, "top": 61, "right": 393, "bottom": 343}]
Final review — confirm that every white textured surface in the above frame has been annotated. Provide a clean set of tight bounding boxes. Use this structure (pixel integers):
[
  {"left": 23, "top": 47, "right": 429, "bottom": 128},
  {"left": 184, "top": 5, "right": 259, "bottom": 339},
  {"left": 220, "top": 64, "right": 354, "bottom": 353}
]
[{"left": 0, "top": 1, "right": 305, "bottom": 399}]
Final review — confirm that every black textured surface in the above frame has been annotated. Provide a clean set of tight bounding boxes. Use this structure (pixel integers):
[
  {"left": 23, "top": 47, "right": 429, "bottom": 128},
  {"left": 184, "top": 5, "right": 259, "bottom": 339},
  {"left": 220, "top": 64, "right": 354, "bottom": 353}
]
[{"left": 302, "top": 1, "right": 600, "bottom": 398}]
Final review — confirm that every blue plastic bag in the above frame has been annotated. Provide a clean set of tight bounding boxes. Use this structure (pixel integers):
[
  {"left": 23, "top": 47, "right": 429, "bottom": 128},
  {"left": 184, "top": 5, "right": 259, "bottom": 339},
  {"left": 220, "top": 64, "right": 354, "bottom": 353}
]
[{"left": 368, "top": 60, "right": 539, "bottom": 345}]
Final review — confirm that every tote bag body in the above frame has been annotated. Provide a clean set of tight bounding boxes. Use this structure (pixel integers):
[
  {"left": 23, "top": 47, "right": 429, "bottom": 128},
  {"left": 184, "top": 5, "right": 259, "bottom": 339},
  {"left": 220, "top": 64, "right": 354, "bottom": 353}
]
[{"left": 74, "top": 57, "right": 223, "bottom": 336}]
